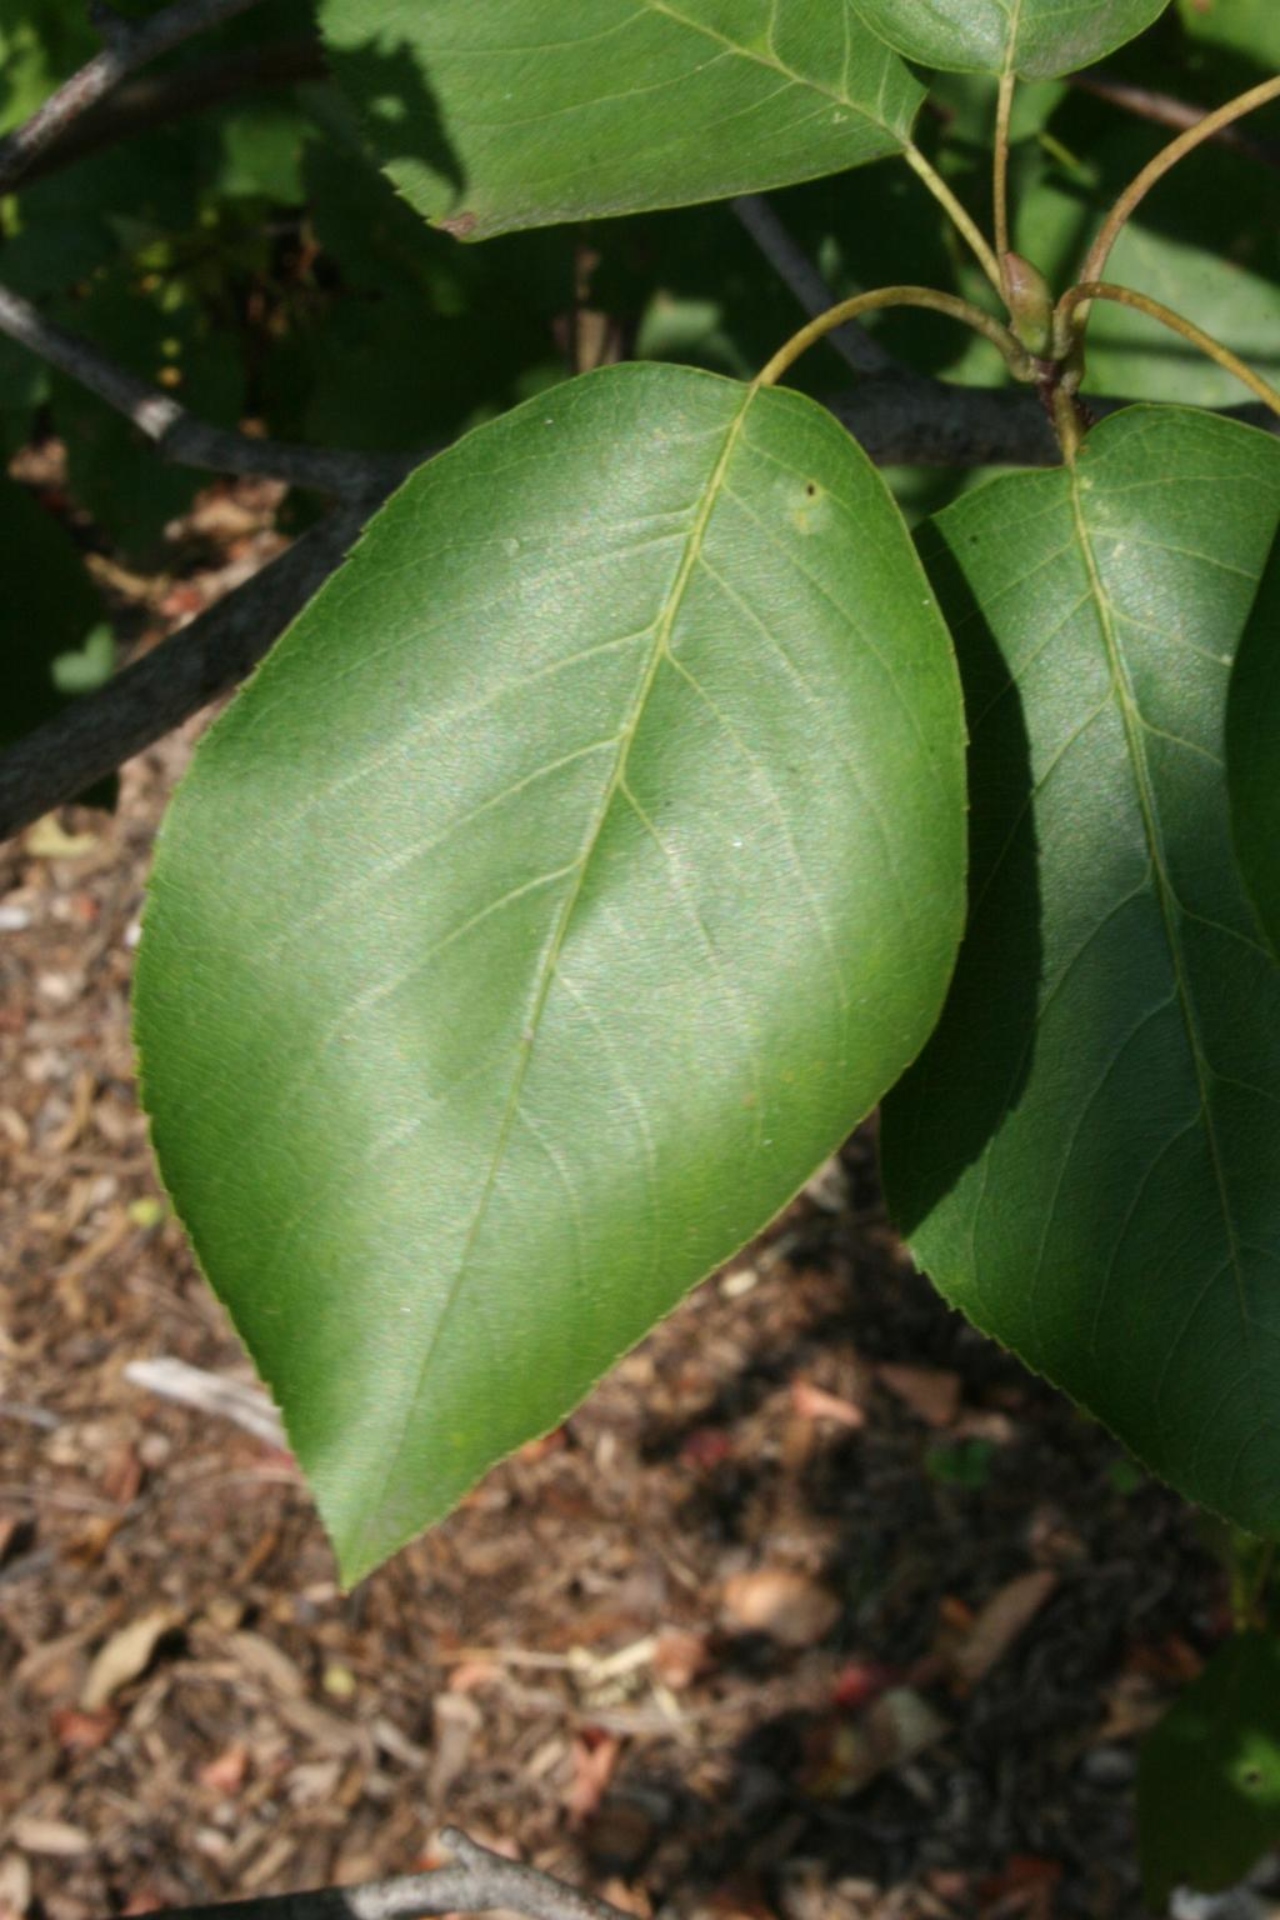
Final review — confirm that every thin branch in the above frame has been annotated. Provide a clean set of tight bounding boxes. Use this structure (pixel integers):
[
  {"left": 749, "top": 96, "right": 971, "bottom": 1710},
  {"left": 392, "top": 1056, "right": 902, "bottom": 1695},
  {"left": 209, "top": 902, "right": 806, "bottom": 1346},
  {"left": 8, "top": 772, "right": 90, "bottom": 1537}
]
[
  {"left": 83, "top": 1830, "right": 631, "bottom": 1920},
  {"left": 3, "top": 371, "right": 1275, "bottom": 841},
  {"left": 0, "top": 280, "right": 416, "bottom": 497},
  {"left": 0, "top": 492, "right": 384, "bottom": 843},
  {"left": 1058, "top": 281, "right": 1280, "bottom": 419},
  {"left": 730, "top": 195, "right": 895, "bottom": 378},
  {"left": 756, "top": 287, "right": 1035, "bottom": 390},
  {"left": 0, "top": 0, "right": 269, "bottom": 194},
  {"left": 17, "top": 37, "right": 328, "bottom": 187},
  {"left": 1071, "top": 71, "right": 1280, "bottom": 171}
]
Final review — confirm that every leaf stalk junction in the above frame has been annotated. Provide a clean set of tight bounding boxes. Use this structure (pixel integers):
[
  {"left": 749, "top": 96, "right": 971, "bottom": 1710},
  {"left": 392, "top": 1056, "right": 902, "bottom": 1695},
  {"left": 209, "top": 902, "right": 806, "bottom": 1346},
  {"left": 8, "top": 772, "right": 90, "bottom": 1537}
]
[{"left": 757, "top": 70, "right": 1280, "bottom": 462}]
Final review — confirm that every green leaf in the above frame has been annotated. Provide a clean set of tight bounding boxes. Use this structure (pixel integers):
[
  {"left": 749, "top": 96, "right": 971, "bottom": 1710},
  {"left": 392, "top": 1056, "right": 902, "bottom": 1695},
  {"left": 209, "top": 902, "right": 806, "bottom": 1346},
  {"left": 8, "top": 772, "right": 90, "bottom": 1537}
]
[
  {"left": 881, "top": 407, "right": 1280, "bottom": 1536},
  {"left": 1176, "top": 0, "right": 1280, "bottom": 69},
  {"left": 135, "top": 362, "right": 967, "bottom": 1583},
  {"left": 849, "top": 0, "right": 1170, "bottom": 77},
  {"left": 1139, "top": 1632, "right": 1280, "bottom": 1906},
  {"left": 52, "top": 623, "right": 116, "bottom": 695},
  {"left": 1227, "top": 531, "right": 1280, "bottom": 959},
  {"left": 315, "top": 0, "right": 925, "bottom": 238}
]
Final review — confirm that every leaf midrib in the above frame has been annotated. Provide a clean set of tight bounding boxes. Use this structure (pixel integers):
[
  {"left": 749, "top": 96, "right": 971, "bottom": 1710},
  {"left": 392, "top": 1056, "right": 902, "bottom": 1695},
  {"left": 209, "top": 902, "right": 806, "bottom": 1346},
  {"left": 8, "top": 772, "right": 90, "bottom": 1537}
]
[
  {"left": 349, "top": 385, "right": 758, "bottom": 1567},
  {"left": 1068, "top": 466, "right": 1258, "bottom": 1426},
  {"left": 1002, "top": 0, "right": 1023, "bottom": 75},
  {"left": 643, "top": 0, "right": 908, "bottom": 137}
]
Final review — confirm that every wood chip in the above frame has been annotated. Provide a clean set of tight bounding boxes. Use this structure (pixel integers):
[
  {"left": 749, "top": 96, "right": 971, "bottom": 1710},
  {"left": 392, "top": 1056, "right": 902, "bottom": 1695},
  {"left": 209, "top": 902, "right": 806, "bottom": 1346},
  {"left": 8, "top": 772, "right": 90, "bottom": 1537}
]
[
  {"left": 721, "top": 1568, "right": 842, "bottom": 1648},
  {"left": 225, "top": 1631, "right": 306, "bottom": 1699},
  {"left": 790, "top": 1379, "right": 865, "bottom": 1429},
  {"left": 9, "top": 1820, "right": 92, "bottom": 1858},
  {"left": 951, "top": 1571, "right": 1059, "bottom": 1688},
  {"left": 877, "top": 1364, "right": 962, "bottom": 1428},
  {"left": 81, "top": 1607, "right": 183, "bottom": 1711}
]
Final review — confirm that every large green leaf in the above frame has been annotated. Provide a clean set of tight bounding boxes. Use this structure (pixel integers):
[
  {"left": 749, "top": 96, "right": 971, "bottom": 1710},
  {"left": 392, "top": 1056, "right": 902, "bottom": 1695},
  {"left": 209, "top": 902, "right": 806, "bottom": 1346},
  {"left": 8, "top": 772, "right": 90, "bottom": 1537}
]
[
  {"left": 1139, "top": 1632, "right": 1280, "bottom": 1906},
  {"left": 1227, "top": 532, "right": 1280, "bottom": 960},
  {"left": 849, "top": 0, "right": 1170, "bottom": 77},
  {"left": 881, "top": 407, "right": 1280, "bottom": 1534},
  {"left": 315, "top": 0, "right": 925, "bottom": 238},
  {"left": 136, "top": 362, "right": 967, "bottom": 1582}
]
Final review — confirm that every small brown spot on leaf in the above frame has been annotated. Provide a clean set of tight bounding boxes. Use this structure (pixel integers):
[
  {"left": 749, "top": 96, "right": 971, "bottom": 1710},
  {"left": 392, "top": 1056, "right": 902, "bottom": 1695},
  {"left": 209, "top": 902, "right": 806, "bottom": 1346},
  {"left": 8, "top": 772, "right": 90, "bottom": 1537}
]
[{"left": 438, "top": 210, "right": 478, "bottom": 239}]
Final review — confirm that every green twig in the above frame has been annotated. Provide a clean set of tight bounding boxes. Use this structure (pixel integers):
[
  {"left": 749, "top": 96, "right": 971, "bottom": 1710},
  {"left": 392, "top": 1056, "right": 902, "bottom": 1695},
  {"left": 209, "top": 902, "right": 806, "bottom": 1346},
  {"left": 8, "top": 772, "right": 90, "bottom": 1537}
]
[
  {"left": 903, "top": 143, "right": 1005, "bottom": 297},
  {"left": 994, "top": 70, "right": 1017, "bottom": 291},
  {"left": 1056, "top": 281, "right": 1280, "bottom": 421},
  {"left": 756, "top": 286, "right": 1036, "bottom": 391},
  {"left": 1077, "top": 74, "right": 1280, "bottom": 292}
]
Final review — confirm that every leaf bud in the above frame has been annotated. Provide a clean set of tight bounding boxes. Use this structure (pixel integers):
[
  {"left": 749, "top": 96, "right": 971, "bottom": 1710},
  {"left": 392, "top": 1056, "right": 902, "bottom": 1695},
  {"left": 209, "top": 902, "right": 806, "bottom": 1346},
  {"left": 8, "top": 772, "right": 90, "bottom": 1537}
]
[{"left": 1003, "top": 252, "right": 1056, "bottom": 359}]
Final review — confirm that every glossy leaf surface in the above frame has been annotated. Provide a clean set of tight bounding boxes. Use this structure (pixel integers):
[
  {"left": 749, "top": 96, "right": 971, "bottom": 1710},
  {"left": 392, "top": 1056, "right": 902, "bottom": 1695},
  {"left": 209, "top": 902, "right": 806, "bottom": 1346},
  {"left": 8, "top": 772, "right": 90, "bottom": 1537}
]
[
  {"left": 1227, "top": 532, "right": 1280, "bottom": 959},
  {"left": 136, "top": 363, "right": 966, "bottom": 1582},
  {"left": 850, "top": 0, "right": 1169, "bottom": 76},
  {"left": 1139, "top": 1632, "right": 1280, "bottom": 1906},
  {"left": 316, "top": 0, "right": 924, "bottom": 238},
  {"left": 882, "top": 408, "right": 1280, "bottom": 1533}
]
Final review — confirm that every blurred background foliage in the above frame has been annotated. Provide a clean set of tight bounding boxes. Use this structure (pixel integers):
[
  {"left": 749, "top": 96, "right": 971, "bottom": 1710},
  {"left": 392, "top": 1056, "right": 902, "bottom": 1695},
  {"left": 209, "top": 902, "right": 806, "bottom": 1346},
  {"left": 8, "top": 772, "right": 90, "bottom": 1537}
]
[{"left": 1, "top": 0, "right": 1277, "bottom": 748}]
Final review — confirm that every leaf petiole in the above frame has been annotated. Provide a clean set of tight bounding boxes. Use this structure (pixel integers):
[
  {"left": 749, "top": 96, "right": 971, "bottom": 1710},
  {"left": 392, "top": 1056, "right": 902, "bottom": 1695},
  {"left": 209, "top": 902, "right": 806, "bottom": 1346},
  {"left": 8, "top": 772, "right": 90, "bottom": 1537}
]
[
  {"left": 756, "top": 286, "right": 1036, "bottom": 390},
  {"left": 1056, "top": 282, "right": 1280, "bottom": 420},
  {"left": 903, "top": 141, "right": 1005, "bottom": 297},
  {"left": 994, "top": 70, "right": 1017, "bottom": 291},
  {"left": 1078, "top": 73, "right": 1280, "bottom": 290}
]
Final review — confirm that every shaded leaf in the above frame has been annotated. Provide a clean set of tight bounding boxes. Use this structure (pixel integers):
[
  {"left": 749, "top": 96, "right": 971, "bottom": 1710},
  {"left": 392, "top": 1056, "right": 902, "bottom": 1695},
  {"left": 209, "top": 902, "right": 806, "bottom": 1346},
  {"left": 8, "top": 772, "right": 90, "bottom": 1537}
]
[
  {"left": 849, "top": 0, "right": 1171, "bottom": 77},
  {"left": 1227, "top": 531, "right": 1280, "bottom": 959},
  {"left": 316, "top": 0, "right": 925, "bottom": 238},
  {"left": 1139, "top": 1631, "right": 1280, "bottom": 1906},
  {"left": 1175, "top": 0, "right": 1280, "bottom": 68},
  {"left": 1010, "top": 128, "right": 1280, "bottom": 409},
  {"left": 136, "top": 362, "right": 966, "bottom": 1582},
  {"left": 882, "top": 407, "right": 1280, "bottom": 1535}
]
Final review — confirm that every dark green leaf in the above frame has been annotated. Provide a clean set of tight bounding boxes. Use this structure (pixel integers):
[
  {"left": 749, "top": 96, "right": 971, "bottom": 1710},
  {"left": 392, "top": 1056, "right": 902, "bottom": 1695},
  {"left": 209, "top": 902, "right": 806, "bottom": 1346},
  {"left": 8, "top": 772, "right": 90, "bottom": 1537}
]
[
  {"left": 882, "top": 407, "right": 1280, "bottom": 1536},
  {"left": 136, "top": 362, "right": 966, "bottom": 1582},
  {"left": 316, "top": 0, "right": 924, "bottom": 238},
  {"left": 1139, "top": 1632, "right": 1280, "bottom": 1906}
]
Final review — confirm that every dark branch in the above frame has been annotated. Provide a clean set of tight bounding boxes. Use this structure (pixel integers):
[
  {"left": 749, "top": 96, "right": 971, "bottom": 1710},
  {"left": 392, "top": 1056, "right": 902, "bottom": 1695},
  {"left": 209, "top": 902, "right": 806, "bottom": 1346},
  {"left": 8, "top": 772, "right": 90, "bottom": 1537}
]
[
  {"left": 1073, "top": 71, "right": 1280, "bottom": 170},
  {"left": 17, "top": 37, "right": 327, "bottom": 186},
  {"left": 4, "top": 371, "right": 1277, "bottom": 843},
  {"left": 832, "top": 374, "right": 1059, "bottom": 467},
  {"left": 0, "top": 491, "right": 386, "bottom": 843},
  {"left": 85, "top": 1830, "right": 630, "bottom": 1920},
  {"left": 0, "top": 280, "right": 417, "bottom": 497},
  {"left": 0, "top": 0, "right": 270, "bottom": 194},
  {"left": 731, "top": 194, "right": 896, "bottom": 379}
]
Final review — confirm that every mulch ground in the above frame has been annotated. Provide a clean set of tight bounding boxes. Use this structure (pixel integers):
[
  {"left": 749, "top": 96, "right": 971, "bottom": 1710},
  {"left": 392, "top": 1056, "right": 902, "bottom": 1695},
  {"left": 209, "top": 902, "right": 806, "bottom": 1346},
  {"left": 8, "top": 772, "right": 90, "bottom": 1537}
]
[{"left": 0, "top": 481, "right": 1253, "bottom": 1920}]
